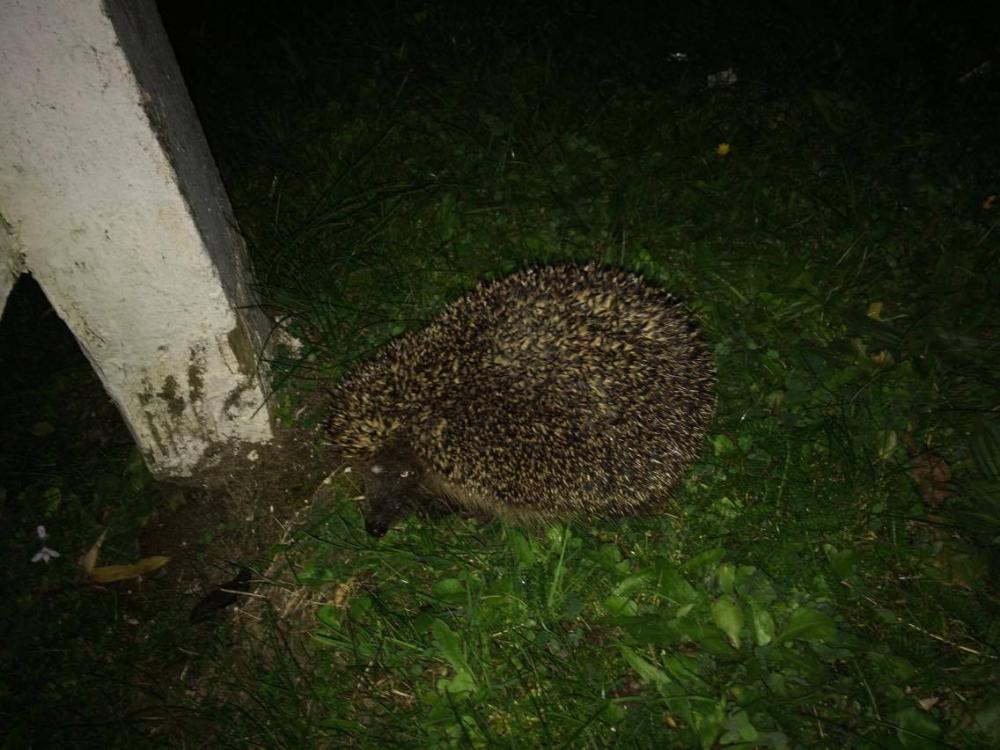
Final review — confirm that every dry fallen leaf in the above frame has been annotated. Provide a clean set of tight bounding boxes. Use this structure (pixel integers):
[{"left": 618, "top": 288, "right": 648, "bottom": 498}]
[
  {"left": 87, "top": 556, "right": 170, "bottom": 583},
  {"left": 333, "top": 576, "right": 357, "bottom": 609},
  {"left": 78, "top": 528, "right": 108, "bottom": 575},
  {"left": 79, "top": 527, "right": 168, "bottom": 583},
  {"left": 911, "top": 451, "right": 953, "bottom": 507},
  {"left": 902, "top": 433, "right": 953, "bottom": 507}
]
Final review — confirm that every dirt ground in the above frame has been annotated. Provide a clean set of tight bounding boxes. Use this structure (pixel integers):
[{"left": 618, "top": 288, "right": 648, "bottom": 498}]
[
  {"left": 1, "top": 274, "right": 344, "bottom": 615},
  {"left": 139, "top": 416, "right": 336, "bottom": 602}
]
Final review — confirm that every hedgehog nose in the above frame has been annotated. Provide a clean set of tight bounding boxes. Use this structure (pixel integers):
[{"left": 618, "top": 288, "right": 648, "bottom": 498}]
[{"left": 364, "top": 517, "right": 390, "bottom": 537}]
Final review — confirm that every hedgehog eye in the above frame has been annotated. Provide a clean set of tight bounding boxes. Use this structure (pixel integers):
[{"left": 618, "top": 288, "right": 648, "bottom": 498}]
[{"left": 371, "top": 464, "right": 385, "bottom": 475}]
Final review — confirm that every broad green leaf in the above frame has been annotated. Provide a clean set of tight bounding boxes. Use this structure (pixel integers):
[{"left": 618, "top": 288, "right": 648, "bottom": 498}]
[
  {"left": 875, "top": 429, "right": 898, "bottom": 461},
  {"left": 654, "top": 561, "right": 700, "bottom": 605},
  {"left": 431, "top": 577, "right": 465, "bottom": 599},
  {"left": 437, "top": 671, "right": 476, "bottom": 695},
  {"left": 620, "top": 644, "right": 669, "bottom": 688},
  {"left": 720, "top": 710, "right": 759, "bottom": 744},
  {"left": 717, "top": 563, "right": 736, "bottom": 594},
  {"left": 895, "top": 706, "right": 942, "bottom": 750},
  {"left": 508, "top": 529, "right": 537, "bottom": 566},
  {"left": 711, "top": 596, "right": 744, "bottom": 649},
  {"left": 824, "top": 544, "right": 858, "bottom": 579},
  {"left": 713, "top": 434, "right": 737, "bottom": 456},
  {"left": 316, "top": 604, "right": 341, "bottom": 628},
  {"left": 603, "top": 700, "right": 627, "bottom": 723},
  {"left": 776, "top": 608, "right": 837, "bottom": 644},
  {"left": 750, "top": 604, "right": 776, "bottom": 646},
  {"left": 603, "top": 595, "right": 639, "bottom": 617},
  {"left": 431, "top": 619, "right": 476, "bottom": 692},
  {"left": 735, "top": 566, "right": 776, "bottom": 605},
  {"left": 617, "top": 614, "right": 681, "bottom": 645},
  {"left": 614, "top": 573, "right": 651, "bottom": 597},
  {"left": 661, "top": 653, "right": 709, "bottom": 692},
  {"left": 693, "top": 699, "right": 727, "bottom": 749},
  {"left": 684, "top": 547, "right": 726, "bottom": 572}
]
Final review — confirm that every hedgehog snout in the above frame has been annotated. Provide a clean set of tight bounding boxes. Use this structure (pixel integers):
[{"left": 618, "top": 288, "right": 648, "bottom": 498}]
[
  {"left": 364, "top": 513, "right": 393, "bottom": 538},
  {"left": 361, "top": 446, "right": 425, "bottom": 536}
]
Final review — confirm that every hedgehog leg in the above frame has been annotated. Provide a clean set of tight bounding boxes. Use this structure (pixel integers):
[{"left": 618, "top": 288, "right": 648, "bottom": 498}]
[{"left": 423, "top": 495, "right": 458, "bottom": 520}]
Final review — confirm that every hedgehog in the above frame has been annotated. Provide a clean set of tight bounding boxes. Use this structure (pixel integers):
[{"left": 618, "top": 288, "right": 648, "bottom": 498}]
[{"left": 326, "top": 263, "right": 716, "bottom": 536}]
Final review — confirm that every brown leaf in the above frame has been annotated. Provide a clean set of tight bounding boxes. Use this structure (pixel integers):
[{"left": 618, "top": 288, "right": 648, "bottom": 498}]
[
  {"left": 78, "top": 528, "right": 108, "bottom": 575},
  {"left": 912, "top": 451, "right": 953, "bottom": 507},
  {"left": 931, "top": 550, "right": 985, "bottom": 589},
  {"left": 902, "top": 433, "right": 953, "bottom": 507},
  {"left": 87, "top": 555, "right": 170, "bottom": 583},
  {"left": 333, "top": 578, "right": 357, "bottom": 609}
]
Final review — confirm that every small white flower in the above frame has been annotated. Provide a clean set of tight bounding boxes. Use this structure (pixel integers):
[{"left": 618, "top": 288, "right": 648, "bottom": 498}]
[
  {"left": 32, "top": 525, "right": 61, "bottom": 563},
  {"left": 32, "top": 546, "right": 61, "bottom": 563}
]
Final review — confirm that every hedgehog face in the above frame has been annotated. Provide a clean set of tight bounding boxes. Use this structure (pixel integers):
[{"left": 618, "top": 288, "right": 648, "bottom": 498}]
[{"left": 360, "top": 443, "right": 425, "bottom": 537}]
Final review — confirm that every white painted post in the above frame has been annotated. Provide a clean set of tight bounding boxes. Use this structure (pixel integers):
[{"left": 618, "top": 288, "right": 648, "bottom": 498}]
[{"left": 0, "top": 0, "right": 274, "bottom": 476}]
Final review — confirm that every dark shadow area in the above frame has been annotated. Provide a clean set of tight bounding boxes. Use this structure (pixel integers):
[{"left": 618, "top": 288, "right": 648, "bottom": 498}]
[
  {"left": 0, "top": 274, "right": 136, "bottom": 511},
  {"left": 0, "top": 279, "right": 331, "bottom": 746}
]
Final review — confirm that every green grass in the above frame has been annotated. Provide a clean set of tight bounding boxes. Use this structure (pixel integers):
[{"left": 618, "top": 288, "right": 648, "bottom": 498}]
[
  {"left": 3, "top": 2, "right": 1000, "bottom": 747},
  {"left": 221, "top": 31, "right": 999, "bottom": 746}
]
